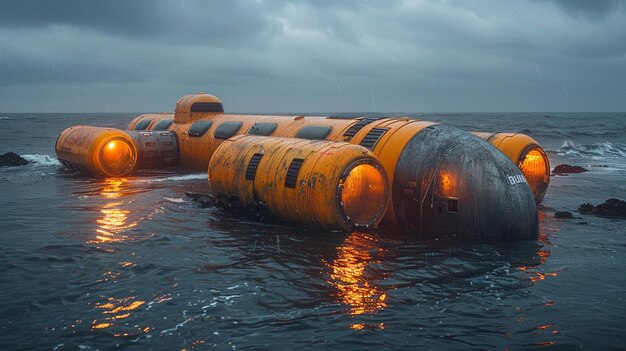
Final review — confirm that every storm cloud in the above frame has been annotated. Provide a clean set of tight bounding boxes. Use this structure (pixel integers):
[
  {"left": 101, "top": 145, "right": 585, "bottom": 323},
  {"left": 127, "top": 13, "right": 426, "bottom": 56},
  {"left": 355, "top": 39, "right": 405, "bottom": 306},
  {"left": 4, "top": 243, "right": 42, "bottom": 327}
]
[{"left": 0, "top": 0, "right": 624, "bottom": 112}]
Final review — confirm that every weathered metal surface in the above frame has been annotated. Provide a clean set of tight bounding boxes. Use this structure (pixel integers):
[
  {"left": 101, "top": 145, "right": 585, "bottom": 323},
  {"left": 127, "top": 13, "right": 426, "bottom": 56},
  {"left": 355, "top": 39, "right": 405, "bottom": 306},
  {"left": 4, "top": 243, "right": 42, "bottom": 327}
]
[
  {"left": 208, "top": 135, "right": 389, "bottom": 231},
  {"left": 393, "top": 125, "right": 539, "bottom": 240},
  {"left": 473, "top": 132, "right": 550, "bottom": 203},
  {"left": 127, "top": 131, "right": 179, "bottom": 169},
  {"left": 127, "top": 113, "right": 173, "bottom": 131},
  {"left": 55, "top": 126, "right": 138, "bottom": 177}
]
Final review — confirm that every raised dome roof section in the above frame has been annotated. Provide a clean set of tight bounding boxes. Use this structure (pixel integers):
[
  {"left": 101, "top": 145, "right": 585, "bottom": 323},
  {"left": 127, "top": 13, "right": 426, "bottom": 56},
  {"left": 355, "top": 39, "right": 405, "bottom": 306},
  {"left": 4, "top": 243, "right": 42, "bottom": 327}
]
[{"left": 174, "top": 94, "right": 224, "bottom": 123}]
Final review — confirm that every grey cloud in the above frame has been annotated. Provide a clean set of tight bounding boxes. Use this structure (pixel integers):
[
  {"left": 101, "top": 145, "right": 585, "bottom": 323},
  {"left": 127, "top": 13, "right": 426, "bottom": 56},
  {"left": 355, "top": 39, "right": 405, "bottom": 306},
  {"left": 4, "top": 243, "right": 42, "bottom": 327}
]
[
  {"left": 532, "top": 0, "right": 625, "bottom": 19},
  {"left": 0, "top": 0, "right": 625, "bottom": 112},
  {"left": 0, "top": 0, "right": 271, "bottom": 46}
]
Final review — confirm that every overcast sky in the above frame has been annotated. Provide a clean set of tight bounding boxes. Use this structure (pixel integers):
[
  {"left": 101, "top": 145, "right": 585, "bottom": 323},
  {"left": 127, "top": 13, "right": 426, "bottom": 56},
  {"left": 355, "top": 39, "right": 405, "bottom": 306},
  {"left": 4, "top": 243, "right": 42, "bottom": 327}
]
[{"left": 0, "top": 0, "right": 624, "bottom": 113}]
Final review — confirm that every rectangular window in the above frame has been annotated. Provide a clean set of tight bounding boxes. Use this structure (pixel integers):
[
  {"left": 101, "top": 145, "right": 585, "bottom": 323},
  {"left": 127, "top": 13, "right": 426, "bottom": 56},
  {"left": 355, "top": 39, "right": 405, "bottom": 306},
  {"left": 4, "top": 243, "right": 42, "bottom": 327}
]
[{"left": 285, "top": 158, "right": 304, "bottom": 188}]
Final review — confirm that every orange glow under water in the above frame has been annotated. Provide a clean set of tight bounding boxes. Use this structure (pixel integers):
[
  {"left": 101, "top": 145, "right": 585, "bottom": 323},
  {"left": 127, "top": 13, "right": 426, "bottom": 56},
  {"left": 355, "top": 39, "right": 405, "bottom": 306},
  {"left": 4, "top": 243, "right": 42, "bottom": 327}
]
[{"left": 341, "top": 164, "right": 387, "bottom": 226}]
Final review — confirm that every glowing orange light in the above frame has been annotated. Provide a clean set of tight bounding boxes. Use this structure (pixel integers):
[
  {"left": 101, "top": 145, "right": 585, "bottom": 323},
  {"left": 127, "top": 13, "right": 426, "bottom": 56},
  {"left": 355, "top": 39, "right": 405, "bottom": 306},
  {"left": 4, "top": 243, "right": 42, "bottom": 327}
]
[
  {"left": 440, "top": 171, "right": 456, "bottom": 197},
  {"left": 518, "top": 148, "right": 549, "bottom": 203},
  {"left": 341, "top": 164, "right": 387, "bottom": 226},
  {"left": 100, "top": 138, "right": 136, "bottom": 176}
]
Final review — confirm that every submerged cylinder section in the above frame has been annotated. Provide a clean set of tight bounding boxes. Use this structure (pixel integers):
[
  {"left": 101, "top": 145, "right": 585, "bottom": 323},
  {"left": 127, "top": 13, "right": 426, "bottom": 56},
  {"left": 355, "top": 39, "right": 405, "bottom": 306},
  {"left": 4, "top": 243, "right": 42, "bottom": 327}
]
[
  {"left": 208, "top": 135, "right": 389, "bottom": 231},
  {"left": 56, "top": 126, "right": 138, "bottom": 177},
  {"left": 473, "top": 132, "right": 550, "bottom": 203}
]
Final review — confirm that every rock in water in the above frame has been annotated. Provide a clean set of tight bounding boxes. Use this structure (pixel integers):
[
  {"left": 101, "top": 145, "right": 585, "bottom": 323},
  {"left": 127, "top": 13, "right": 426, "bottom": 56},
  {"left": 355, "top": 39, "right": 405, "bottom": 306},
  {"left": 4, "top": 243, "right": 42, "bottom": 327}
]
[
  {"left": 552, "top": 164, "right": 588, "bottom": 174},
  {"left": 578, "top": 203, "right": 595, "bottom": 213},
  {"left": 185, "top": 191, "right": 216, "bottom": 208},
  {"left": 554, "top": 211, "right": 574, "bottom": 219},
  {"left": 0, "top": 152, "right": 29, "bottom": 167},
  {"left": 579, "top": 198, "right": 626, "bottom": 218}
]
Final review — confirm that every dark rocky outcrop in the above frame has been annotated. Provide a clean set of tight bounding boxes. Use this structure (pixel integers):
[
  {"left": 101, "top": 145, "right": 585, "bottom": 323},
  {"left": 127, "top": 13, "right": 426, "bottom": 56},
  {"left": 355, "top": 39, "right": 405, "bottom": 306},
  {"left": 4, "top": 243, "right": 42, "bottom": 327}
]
[
  {"left": 578, "top": 203, "right": 595, "bottom": 213},
  {"left": 0, "top": 152, "right": 29, "bottom": 167},
  {"left": 185, "top": 191, "right": 216, "bottom": 208},
  {"left": 554, "top": 211, "right": 573, "bottom": 219},
  {"left": 552, "top": 164, "right": 588, "bottom": 175},
  {"left": 579, "top": 198, "right": 626, "bottom": 218}
]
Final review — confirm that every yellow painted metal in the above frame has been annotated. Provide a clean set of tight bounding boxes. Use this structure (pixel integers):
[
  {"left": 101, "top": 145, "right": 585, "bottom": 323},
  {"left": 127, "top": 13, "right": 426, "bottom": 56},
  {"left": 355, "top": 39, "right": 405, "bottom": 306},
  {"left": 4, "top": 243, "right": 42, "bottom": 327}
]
[
  {"left": 55, "top": 93, "right": 550, "bottom": 234},
  {"left": 473, "top": 132, "right": 550, "bottom": 203},
  {"left": 55, "top": 126, "right": 137, "bottom": 177},
  {"left": 121, "top": 94, "right": 550, "bottom": 207},
  {"left": 170, "top": 114, "right": 257, "bottom": 169},
  {"left": 174, "top": 94, "right": 223, "bottom": 124},
  {"left": 166, "top": 112, "right": 362, "bottom": 171},
  {"left": 208, "top": 135, "right": 389, "bottom": 231},
  {"left": 270, "top": 116, "right": 358, "bottom": 141},
  {"left": 347, "top": 118, "right": 438, "bottom": 224}
]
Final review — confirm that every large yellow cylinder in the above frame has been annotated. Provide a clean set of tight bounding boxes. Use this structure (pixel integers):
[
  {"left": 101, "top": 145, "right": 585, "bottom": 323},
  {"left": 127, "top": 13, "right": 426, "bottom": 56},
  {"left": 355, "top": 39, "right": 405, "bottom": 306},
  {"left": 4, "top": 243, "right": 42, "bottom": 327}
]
[
  {"left": 473, "top": 132, "right": 550, "bottom": 203},
  {"left": 208, "top": 135, "right": 389, "bottom": 231},
  {"left": 132, "top": 96, "right": 550, "bottom": 204},
  {"left": 56, "top": 126, "right": 138, "bottom": 177}
]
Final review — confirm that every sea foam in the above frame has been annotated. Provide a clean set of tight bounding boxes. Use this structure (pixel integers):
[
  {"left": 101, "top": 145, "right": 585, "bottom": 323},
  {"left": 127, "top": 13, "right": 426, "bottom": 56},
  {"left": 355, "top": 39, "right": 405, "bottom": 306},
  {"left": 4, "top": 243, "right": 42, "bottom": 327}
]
[
  {"left": 133, "top": 173, "right": 207, "bottom": 183},
  {"left": 21, "top": 154, "right": 61, "bottom": 166},
  {"left": 557, "top": 141, "right": 626, "bottom": 158}
]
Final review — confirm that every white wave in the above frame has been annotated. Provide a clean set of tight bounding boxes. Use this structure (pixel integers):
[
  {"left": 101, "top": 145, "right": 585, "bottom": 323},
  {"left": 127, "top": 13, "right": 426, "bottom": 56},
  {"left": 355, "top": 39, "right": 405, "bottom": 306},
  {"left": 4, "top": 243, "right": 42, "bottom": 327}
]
[
  {"left": 0, "top": 116, "right": 10, "bottom": 120},
  {"left": 557, "top": 141, "right": 626, "bottom": 158},
  {"left": 163, "top": 173, "right": 207, "bottom": 181},
  {"left": 21, "top": 154, "right": 61, "bottom": 166},
  {"left": 133, "top": 173, "right": 207, "bottom": 183},
  {"left": 164, "top": 197, "right": 185, "bottom": 203}
]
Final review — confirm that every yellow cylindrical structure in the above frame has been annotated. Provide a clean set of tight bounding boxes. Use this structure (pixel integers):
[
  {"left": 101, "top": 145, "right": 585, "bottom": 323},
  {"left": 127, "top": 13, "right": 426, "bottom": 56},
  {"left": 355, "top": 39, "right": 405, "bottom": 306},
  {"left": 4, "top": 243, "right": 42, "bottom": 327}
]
[
  {"left": 342, "top": 118, "right": 438, "bottom": 224},
  {"left": 473, "top": 132, "right": 550, "bottom": 203},
  {"left": 56, "top": 126, "right": 138, "bottom": 177},
  {"left": 132, "top": 96, "right": 549, "bottom": 206},
  {"left": 55, "top": 93, "right": 543, "bottom": 239},
  {"left": 208, "top": 135, "right": 389, "bottom": 231}
]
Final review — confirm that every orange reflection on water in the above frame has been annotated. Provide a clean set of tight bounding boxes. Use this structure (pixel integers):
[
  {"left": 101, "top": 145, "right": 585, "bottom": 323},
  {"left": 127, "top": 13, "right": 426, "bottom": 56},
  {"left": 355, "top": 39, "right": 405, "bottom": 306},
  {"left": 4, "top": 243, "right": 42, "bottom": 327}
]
[
  {"left": 91, "top": 295, "right": 146, "bottom": 334},
  {"left": 511, "top": 210, "right": 560, "bottom": 346},
  {"left": 92, "top": 178, "right": 138, "bottom": 243},
  {"left": 351, "top": 322, "right": 385, "bottom": 330},
  {"left": 518, "top": 211, "right": 559, "bottom": 284},
  {"left": 326, "top": 232, "right": 387, "bottom": 326},
  {"left": 101, "top": 177, "right": 128, "bottom": 199}
]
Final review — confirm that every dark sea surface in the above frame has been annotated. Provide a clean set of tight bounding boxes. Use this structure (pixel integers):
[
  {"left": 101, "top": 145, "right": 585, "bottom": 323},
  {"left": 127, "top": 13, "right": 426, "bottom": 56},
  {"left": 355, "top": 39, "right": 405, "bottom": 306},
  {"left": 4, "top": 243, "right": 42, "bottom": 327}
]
[{"left": 1, "top": 112, "right": 625, "bottom": 350}]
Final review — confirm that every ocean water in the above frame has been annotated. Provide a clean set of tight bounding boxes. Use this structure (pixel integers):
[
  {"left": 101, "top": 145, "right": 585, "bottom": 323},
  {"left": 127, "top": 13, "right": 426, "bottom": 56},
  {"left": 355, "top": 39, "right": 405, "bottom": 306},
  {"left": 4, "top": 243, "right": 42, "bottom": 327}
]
[{"left": 1, "top": 112, "right": 625, "bottom": 350}]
